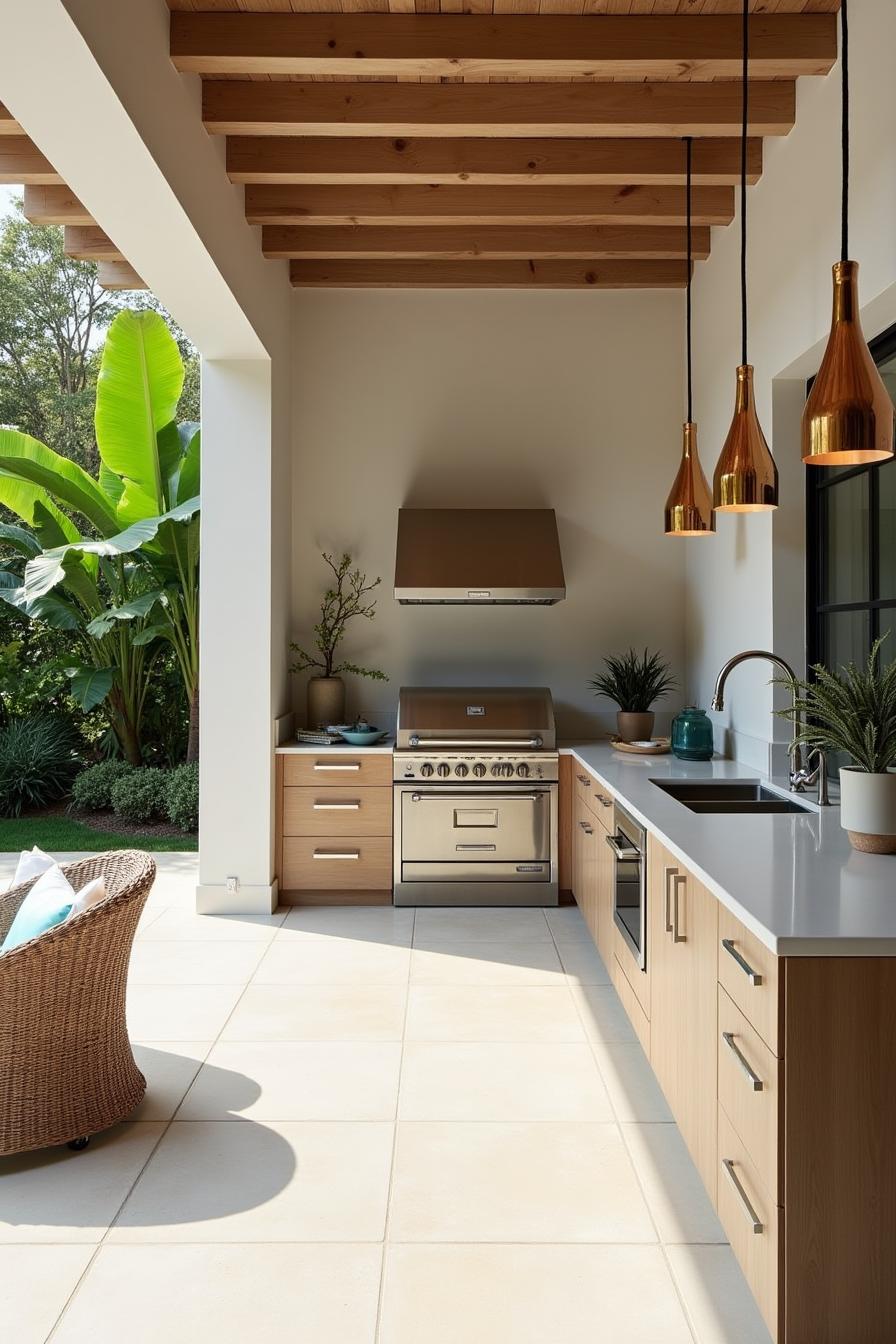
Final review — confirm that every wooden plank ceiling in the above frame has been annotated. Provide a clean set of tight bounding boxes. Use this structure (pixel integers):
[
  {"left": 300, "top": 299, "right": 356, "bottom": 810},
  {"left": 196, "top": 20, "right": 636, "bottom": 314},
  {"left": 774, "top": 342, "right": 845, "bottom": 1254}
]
[{"left": 167, "top": 0, "right": 838, "bottom": 288}]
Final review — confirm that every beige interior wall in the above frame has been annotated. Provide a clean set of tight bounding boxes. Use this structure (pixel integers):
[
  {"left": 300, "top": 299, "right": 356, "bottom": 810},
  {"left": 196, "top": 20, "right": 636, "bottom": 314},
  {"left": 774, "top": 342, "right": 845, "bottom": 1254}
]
[{"left": 291, "top": 288, "right": 686, "bottom": 739}]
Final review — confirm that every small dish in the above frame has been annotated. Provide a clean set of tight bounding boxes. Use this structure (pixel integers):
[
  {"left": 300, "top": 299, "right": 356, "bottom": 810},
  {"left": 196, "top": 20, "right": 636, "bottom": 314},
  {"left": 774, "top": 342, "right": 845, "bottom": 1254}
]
[{"left": 339, "top": 727, "right": 388, "bottom": 746}]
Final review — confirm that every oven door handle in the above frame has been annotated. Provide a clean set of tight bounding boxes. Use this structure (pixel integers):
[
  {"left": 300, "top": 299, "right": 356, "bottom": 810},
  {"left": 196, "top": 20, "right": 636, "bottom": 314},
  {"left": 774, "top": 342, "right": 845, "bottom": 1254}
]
[
  {"left": 408, "top": 735, "right": 543, "bottom": 749},
  {"left": 605, "top": 831, "right": 642, "bottom": 860},
  {"left": 410, "top": 792, "right": 542, "bottom": 803}
]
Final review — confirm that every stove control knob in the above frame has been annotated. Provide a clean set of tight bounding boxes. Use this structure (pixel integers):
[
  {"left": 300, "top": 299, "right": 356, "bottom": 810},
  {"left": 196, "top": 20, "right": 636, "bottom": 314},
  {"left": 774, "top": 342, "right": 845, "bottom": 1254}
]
[
  {"left": 420, "top": 763, "right": 434, "bottom": 777},
  {"left": 498, "top": 763, "right": 513, "bottom": 778},
  {"left": 455, "top": 763, "right": 469, "bottom": 777},
  {"left": 516, "top": 763, "right": 530, "bottom": 778},
  {"left": 472, "top": 763, "right": 487, "bottom": 778},
  {"left": 437, "top": 762, "right": 451, "bottom": 778},
  {"left": 490, "top": 764, "right": 502, "bottom": 777}
]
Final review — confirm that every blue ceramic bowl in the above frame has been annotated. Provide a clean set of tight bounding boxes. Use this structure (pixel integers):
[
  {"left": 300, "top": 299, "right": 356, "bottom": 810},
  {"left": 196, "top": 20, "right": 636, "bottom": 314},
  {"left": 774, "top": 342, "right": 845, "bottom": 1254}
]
[{"left": 339, "top": 728, "right": 388, "bottom": 746}]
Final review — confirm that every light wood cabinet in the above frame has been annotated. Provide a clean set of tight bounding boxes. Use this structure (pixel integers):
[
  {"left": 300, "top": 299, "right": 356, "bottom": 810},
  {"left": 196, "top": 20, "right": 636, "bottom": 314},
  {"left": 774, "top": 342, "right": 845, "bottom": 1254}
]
[
  {"left": 648, "top": 835, "right": 718, "bottom": 1200},
  {"left": 572, "top": 794, "right": 600, "bottom": 950},
  {"left": 718, "top": 905, "right": 781, "bottom": 1056},
  {"left": 283, "top": 753, "right": 391, "bottom": 788},
  {"left": 717, "top": 984, "right": 780, "bottom": 1201},
  {"left": 717, "top": 1105, "right": 780, "bottom": 1339}
]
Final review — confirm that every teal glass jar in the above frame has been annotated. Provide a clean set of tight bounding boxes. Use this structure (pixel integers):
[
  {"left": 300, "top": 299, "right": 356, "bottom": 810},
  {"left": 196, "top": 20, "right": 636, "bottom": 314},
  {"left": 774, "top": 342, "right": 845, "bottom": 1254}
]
[{"left": 671, "top": 707, "right": 714, "bottom": 761}]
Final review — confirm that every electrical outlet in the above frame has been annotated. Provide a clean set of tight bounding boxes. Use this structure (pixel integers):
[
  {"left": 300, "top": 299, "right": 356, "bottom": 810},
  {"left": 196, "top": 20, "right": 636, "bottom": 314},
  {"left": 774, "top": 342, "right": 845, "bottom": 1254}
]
[{"left": 225, "top": 876, "right": 239, "bottom": 894}]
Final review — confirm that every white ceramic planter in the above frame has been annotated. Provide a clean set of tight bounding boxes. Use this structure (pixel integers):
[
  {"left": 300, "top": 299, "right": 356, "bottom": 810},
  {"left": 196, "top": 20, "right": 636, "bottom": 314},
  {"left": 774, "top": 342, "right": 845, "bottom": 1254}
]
[{"left": 839, "top": 767, "right": 896, "bottom": 854}]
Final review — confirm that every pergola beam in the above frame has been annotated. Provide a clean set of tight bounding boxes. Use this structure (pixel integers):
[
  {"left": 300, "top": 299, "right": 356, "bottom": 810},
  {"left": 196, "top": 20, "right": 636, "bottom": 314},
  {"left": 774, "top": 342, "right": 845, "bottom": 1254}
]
[
  {"left": 289, "top": 258, "right": 690, "bottom": 288},
  {"left": 173, "top": 13, "right": 835, "bottom": 82},
  {"left": 63, "top": 224, "right": 124, "bottom": 262},
  {"left": 0, "top": 136, "right": 61, "bottom": 185},
  {"left": 23, "top": 183, "right": 94, "bottom": 225},
  {"left": 97, "top": 259, "right": 148, "bottom": 291}
]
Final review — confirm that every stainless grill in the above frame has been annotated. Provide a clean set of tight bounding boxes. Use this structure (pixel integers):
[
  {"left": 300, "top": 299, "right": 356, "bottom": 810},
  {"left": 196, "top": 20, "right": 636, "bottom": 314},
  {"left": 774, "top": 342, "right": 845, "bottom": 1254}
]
[{"left": 393, "top": 687, "right": 559, "bottom": 907}]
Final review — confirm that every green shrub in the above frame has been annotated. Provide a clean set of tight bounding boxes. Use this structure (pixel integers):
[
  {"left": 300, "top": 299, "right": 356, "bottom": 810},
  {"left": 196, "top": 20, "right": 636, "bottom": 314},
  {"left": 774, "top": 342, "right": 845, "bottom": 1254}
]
[
  {"left": 111, "top": 767, "right": 170, "bottom": 825},
  {"left": 71, "top": 759, "right": 135, "bottom": 812},
  {"left": 166, "top": 763, "right": 199, "bottom": 833},
  {"left": 0, "top": 714, "right": 80, "bottom": 818}
]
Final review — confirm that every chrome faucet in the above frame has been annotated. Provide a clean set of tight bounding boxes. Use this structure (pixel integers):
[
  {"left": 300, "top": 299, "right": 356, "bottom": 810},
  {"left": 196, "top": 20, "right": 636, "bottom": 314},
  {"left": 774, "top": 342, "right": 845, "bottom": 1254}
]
[
  {"left": 791, "top": 747, "right": 831, "bottom": 806},
  {"left": 710, "top": 650, "right": 806, "bottom": 790}
]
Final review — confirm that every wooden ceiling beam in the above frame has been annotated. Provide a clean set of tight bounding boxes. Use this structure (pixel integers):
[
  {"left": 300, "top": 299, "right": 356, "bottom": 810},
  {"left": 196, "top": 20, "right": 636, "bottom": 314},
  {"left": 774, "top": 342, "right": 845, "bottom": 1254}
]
[
  {"left": 204, "top": 79, "right": 795, "bottom": 139},
  {"left": 63, "top": 226, "right": 124, "bottom": 262},
  {"left": 245, "top": 183, "right": 732, "bottom": 227},
  {"left": 0, "top": 104, "right": 23, "bottom": 136},
  {"left": 22, "top": 184, "right": 95, "bottom": 226},
  {"left": 264, "top": 223, "right": 711, "bottom": 261},
  {"left": 289, "top": 258, "right": 689, "bottom": 288},
  {"left": 227, "top": 135, "right": 762, "bottom": 188},
  {"left": 97, "top": 260, "right": 148, "bottom": 291},
  {"left": 173, "top": 13, "right": 835, "bottom": 81},
  {"left": 0, "top": 137, "right": 61, "bottom": 185}
]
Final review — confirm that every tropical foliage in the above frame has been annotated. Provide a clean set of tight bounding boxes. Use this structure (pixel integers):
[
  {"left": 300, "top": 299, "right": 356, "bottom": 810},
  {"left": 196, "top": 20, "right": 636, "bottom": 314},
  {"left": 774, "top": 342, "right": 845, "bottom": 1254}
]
[
  {"left": 290, "top": 552, "right": 388, "bottom": 682},
  {"left": 775, "top": 639, "right": 896, "bottom": 775},
  {"left": 0, "top": 713, "right": 80, "bottom": 817},
  {"left": 0, "top": 308, "right": 200, "bottom": 763},
  {"left": 591, "top": 648, "right": 676, "bottom": 713}
]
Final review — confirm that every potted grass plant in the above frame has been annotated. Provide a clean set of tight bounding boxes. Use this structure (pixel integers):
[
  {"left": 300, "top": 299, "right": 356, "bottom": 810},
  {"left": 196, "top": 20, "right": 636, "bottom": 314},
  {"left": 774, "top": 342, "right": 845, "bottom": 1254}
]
[
  {"left": 590, "top": 648, "right": 676, "bottom": 743},
  {"left": 776, "top": 640, "right": 896, "bottom": 853}
]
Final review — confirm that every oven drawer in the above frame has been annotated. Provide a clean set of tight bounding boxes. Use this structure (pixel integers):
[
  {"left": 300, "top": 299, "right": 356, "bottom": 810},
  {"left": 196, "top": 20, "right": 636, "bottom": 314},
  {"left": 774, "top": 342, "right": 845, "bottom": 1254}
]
[
  {"left": 282, "top": 836, "right": 392, "bottom": 890},
  {"left": 283, "top": 754, "right": 391, "bottom": 787},
  {"left": 401, "top": 860, "right": 551, "bottom": 883},
  {"left": 283, "top": 786, "right": 391, "bottom": 837},
  {"left": 399, "top": 786, "right": 553, "bottom": 863}
]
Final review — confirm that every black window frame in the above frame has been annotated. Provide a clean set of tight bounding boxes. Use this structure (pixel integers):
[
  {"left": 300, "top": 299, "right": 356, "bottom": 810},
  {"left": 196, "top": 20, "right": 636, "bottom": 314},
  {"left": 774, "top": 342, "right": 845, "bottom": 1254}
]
[{"left": 806, "top": 322, "right": 896, "bottom": 672}]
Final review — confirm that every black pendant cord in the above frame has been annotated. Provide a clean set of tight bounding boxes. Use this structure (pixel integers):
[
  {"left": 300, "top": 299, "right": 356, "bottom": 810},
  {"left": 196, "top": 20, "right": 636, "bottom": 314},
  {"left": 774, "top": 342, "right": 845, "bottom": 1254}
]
[
  {"left": 693, "top": 135, "right": 698, "bottom": 419},
  {"left": 841, "top": 0, "right": 849, "bottom": 262},
  {"left": 740, "top": 0, "right": 748, "bottom": 367}
]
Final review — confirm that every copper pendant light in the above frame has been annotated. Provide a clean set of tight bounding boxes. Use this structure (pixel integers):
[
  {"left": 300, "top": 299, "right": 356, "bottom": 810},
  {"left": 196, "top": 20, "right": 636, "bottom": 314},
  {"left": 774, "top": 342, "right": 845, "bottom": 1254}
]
[
  {"left": 713, "top": 0, "right": 778, "bottom": 514},
  {"left": 665, "top": 137, "right": 714, "bottom": 537},
  {"left": 802, "top": 0, "right": 895, "bottom": 467}
]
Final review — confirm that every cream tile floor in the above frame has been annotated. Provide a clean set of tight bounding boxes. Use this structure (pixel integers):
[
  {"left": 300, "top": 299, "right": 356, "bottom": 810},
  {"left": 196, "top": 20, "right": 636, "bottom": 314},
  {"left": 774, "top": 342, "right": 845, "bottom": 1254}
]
[{"left": 0, "top": 856, "right": 773, "bottom": 1344}]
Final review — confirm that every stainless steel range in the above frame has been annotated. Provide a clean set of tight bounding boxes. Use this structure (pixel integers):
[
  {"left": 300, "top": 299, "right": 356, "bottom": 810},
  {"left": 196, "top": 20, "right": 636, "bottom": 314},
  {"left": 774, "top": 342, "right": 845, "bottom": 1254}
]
[{"left": 393, "top": 687, "right": 559, "bottom": 907}]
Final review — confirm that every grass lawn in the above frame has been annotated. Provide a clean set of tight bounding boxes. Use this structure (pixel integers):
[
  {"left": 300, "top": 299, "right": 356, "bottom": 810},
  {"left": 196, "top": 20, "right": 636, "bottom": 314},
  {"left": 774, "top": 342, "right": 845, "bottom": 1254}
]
[{"left": 0, "top": 815, "right": 197, "bottom": 853}]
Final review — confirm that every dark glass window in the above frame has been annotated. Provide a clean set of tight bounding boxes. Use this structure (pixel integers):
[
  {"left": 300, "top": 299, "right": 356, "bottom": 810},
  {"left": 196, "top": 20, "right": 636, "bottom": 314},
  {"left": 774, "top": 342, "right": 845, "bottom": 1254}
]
[{"left": 806, "top": 328, "right": 896, "bottom": 672}]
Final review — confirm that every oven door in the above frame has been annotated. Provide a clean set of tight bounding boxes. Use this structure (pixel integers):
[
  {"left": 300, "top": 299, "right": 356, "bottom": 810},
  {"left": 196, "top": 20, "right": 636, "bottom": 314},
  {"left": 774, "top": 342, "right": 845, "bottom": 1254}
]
[
  {"left": 607, "top": 808, "right": 647, "bottom": 971},
  {"left": 394, "top": 785, "right": 558, "bottom": 905}
]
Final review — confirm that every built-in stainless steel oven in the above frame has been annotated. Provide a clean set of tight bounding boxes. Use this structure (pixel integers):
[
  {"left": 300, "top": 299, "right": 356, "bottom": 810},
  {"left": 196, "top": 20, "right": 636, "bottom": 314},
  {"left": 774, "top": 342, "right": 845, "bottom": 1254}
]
[{"left": 607, "top": 803, "right": 647, "bottom": 972}]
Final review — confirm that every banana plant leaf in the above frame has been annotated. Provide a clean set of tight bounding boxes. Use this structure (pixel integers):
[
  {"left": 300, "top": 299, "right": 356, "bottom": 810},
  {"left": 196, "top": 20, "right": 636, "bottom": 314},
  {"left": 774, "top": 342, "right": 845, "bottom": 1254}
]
[
  {"left": 65, "top": 664, "right": 115, "bottom": 711},
  {"left": 86, "top": 589, "right": 168, "bottom": 638},
  {"left": 95, "top": 310, "right": 184, "bottom": 516},
  {"left": 0, "top": 522, "right": 40, "bottom": 559},
  {"left": 0, "top": 429, "right": 120, "bottom": 536},
  {"left": 0, "top": 570, "right": 81, "bottom": 631},
  {"left": 23, "top": 497, "right": 200, "bottom": 601}
]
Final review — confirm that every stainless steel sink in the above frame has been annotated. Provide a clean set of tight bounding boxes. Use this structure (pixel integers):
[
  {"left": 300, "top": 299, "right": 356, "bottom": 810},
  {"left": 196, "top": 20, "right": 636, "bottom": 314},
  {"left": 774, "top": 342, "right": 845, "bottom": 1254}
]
[{"left": 651, "top": 779, "right": 812, "bottom": 815}]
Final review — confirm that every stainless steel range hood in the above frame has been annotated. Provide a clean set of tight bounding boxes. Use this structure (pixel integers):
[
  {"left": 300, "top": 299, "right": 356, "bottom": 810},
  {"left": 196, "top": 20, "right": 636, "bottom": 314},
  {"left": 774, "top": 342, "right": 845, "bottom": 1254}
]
[{"left": 394, "top": 509, "right": 566, "bottom": 605}]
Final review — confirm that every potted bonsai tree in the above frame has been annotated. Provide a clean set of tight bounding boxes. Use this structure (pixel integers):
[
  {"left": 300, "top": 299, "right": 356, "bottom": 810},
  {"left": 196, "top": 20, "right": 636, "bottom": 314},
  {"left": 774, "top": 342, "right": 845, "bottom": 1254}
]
[
  {"left": 777, "top": 640, "right": 896, "bottom": 853},
  {"left": 290, "top": 552, "right": 388, "bottom": 728},
  {"left": 591, "top": 648, "right": 676, "bottom": 743}
]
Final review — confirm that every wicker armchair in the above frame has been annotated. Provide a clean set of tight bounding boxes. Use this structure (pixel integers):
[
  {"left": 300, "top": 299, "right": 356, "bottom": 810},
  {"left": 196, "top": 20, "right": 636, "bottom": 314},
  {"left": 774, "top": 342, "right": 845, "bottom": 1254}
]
[{"left": 0, "top": 850, "right": 156, "bottom": 1157}]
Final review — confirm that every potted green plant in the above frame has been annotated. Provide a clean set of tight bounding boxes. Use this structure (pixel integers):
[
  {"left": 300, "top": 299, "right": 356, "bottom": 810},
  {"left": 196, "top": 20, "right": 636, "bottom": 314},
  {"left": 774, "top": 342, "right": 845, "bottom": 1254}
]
[
  {"left": 776, "top": 640, "right": 896, "bottom": 853},
  {"left": 290, "top": 552, "right": 388, "bottom": 728},
  {"left": 590, "top": 648, "right": 676, "bottom": 743}
]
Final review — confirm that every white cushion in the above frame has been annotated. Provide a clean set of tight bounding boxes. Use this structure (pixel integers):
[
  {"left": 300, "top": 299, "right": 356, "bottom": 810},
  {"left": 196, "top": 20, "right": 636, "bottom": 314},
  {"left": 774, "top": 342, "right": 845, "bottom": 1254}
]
[
  {"left": 12, "top": 846, "right": 56, "bottom": 887},
  {"left": 67, "top": 875, "right": 106, "bottom": 921}
]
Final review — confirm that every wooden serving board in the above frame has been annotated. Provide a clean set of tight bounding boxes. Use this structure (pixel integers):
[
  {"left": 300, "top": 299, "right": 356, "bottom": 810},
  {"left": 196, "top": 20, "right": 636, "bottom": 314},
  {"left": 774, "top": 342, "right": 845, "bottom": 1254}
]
[{"left": 609, "top": 736, "right": 671, "bottom": 756}]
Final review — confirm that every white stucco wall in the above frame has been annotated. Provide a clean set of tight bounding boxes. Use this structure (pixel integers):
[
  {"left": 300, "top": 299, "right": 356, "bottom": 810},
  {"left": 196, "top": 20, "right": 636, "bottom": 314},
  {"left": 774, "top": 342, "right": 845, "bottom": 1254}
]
[
  {"left": 291, "top": 288, "right": 687, "bottom": 739},
  {"left": 687, "top": 0, "right": 896, "bottom": 770}
]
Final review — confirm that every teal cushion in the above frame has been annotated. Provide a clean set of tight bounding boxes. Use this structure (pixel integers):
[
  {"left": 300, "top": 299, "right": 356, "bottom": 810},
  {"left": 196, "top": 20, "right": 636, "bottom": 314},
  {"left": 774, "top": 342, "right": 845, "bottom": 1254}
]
[{"left": 1, "top": 864, "right": 75, "bottom": 953}]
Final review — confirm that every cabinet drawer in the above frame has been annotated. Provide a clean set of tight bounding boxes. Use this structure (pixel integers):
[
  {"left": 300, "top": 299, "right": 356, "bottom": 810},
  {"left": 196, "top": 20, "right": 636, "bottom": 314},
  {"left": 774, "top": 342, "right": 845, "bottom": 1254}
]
[
  {"left": 283, "top": 753, "right": 391, "bottom": 788},
  {"left": 718, "top": 907, "right": 781, "bottom": 1056},
  {"left": 717, "top": 1106, "right": 781, "bottom": 1342},
  {"left": 283, "top": 786, "right": 392, "bottom": 838},
  {"left": 573, "top": 767, "right": 614, "bottom": 829},
  {"left": 613, "top": 956, "right": 651, "bottom": 1056},
  {"left": 282, "top": 836, "right": 392, "bottom": 891},
  {"left": 718, "top": 985, "right": 780, "bottom": 1201}
]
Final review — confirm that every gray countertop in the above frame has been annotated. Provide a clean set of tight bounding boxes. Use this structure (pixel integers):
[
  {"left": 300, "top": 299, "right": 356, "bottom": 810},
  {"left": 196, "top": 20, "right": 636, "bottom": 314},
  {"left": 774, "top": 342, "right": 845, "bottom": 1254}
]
[{"left": 563, "top": 742, "right": 896, "bottom": 957}]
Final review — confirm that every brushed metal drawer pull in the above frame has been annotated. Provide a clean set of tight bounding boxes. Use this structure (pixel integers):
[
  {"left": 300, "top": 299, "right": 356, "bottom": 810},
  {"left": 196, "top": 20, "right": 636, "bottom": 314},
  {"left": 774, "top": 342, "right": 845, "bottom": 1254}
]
[
  {"left": 313, "top": 762, "right": 361, "bottom": 771},
  {"left": 671, "top": 873, "right": 686, "bottom": 943},
  {"left": 596, "top": 793, "right": 613, "bottom": 808},
  {"left": 313, "top": 801, "right": 361, "bottom": 810},
  {"left": 456, "top": 843, "right": 496, "bottom": 852},
  {"left": 579, "top": 820, "right": 594, "bottom": 835},
  {"left": 721, "top": 938, "right": 763, "bottom": 986},
  {"left": 313, "top": 850, "right": 360, "bottom": 860},
  {"left": 576, "top": 774, "right": 591, "bottom": 787},
  {"left": 722, "top": 1031, "right": 764, "bottom": 1092},
  {"left": 721, "top": 1158, "right": 764, "bottom": 1234},
  {"left": 664, "top": 866, "right": 677, "bottom": 934}
]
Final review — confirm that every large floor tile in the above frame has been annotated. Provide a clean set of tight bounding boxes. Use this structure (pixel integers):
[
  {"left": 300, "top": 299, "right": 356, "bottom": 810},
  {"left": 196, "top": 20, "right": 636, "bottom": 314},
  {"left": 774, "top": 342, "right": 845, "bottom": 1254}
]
[
  {"left": 570, "top": 982, "right": 639, "bottom": 1044},
  {"left": 413, "top": 908, "right": 552, "bottom": 945},
  {"left": 666, "top": 1244, "right": 774, "bottom": 1344},
  {"left": 127, "top": 984, "right": 244, "bottom": 1041},
  {"left": 543, "top": 905, "right": 592, "bottom": 940},
  {"left": 127, "top": 941, "right": 266, "bottom": 986},
  {"left": 109, "top": 1121, "right": 393, "bottom": 1242},
  {"left": 622, "top": 1123, "right": 726, "bottom": 1244},
  {"left": 252, "top": 939, "right": 410, "bottom": 986},
  {"left": 405, "top": 986, "right": 584, "bottom": 1043},
  {"left": 279, "top": 904, "right": 414, "bottom": 945},
  {"left": 399, "top": 1043, "right": 613, "bottom": 1122},
  {"left": 0, "top": 1123, "right": 164, "bottom": 1244},
  {"left": 138, "top": 908, "right": 287, "bottom": 942},
  {"left": 554, "top": 938, "right": 613, "bottom": 985},
  {"left": 590, "top": 1042, "right": 674, "bottom": 1123},
  {"left": 0, "top": 1245, "right": 94, "bottom": 1344},
  {"left": 380, "top": 1244, "right": 694, "bottom": 1344},
  {"left": 131, "top": 1042, "right": 212, "bottom": 1122},
  {"left": 179, "top": 1041, "right": 401, "bottom": 1121},
  {"left": 222, "top": 984, "right": 407, "bottom": 1041},
  {"left": 389, "top": 1121, "right": 655, "bottom": 1243},
  {"left": 51, "top": 1243, "right": 381, "bottom": 1344},
  {"left": 410, "top": 941, "right": 564, "bottom": 987}
]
